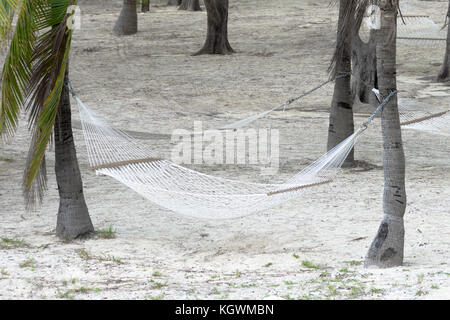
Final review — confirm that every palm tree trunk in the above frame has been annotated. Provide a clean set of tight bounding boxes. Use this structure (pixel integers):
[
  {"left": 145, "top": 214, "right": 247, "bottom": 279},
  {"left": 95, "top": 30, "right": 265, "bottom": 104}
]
[
  {"left": 352, "top": 29, "right": 378, "bottom": 106},
  {"left": 55, "top": 70, "right": 94, "bottom": 240},
  {"left": 114, "top": 0, "right": 138, "bottom": 36},
  {"left": 327, "top": 0, "right": 354, "bottom": 167},
  {"left": 437, "top": 0, "right": 450, "bottom": 82},
  {"left": 365, "top": 0, "right": 406, "bottom": 268},
  {"left": 141, "top": 0, "right": 150, "bottom": 12},
  {"left": 194, "top": 0, "right": 234, "bottom": 55},
  {"left": 179, "top": 0, "right": 201, "bottom": 11}
]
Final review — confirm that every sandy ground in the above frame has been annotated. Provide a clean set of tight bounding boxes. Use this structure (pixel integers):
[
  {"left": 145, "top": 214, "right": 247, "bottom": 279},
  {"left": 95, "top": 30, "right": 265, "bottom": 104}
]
[{"left": 0, "top": 0, "right": 449, "bottom": 300}]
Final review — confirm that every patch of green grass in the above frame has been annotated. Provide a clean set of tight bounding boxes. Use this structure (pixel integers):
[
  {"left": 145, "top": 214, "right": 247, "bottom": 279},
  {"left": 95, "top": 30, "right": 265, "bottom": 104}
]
[
  {"left": 240, "top": 283, "right": 257, "bottom": 288},
  {"left": 77, "top": 248, "right": 93, "bottom": 261},
  {"left": 264, "top": 262, "right": 273, "bottom": 267},
  {"left": 150, "top": 280, "right": 167, "bottom": 289},
  {"left": 212, "top": 287, "right": 220, "bottom": 295},
  {"left": 292, "top": 253, "right": 299, "bottom": 259},
  {"left": 339, "top": 268, "right": 356, "bottom": 274},
  {"left": 0, "top": 157, "right": 13, "bottom": 162},
  {"left": 0, "top": 238, "right": 30, "bottom": 250},
  {"left": 148, "top": 293, "right": 165, "bottom": 300},
  {"left": 327, "top": 284, "right": 339, "bottom": 297},
  {"left": 283, "top": 280, "right": 294, "bottom": 286},
  {"left": 343, "top": 260, "right": 362, "bottom": 266},
  {"left": 301, "top": 260, "right": 321, "bottom": 269},
  {"left": 431, "top": 285, "right": 439, "bottom": 290},
  {"left": 1, "top": 267, "right": 9, "bottom": 277},
  {"left": 56, "top": 289, "right": 74, "bottom": 300},
  {"left": 348, "top": 286, "right": 365, "bottom": 299},
  {"left": 235, "top": 270, "right": 242, "bottom": 278},
  {"left": 219, "top": 293, "right": 230, "bottom": 300},
  {"left": 96, "top": 226, "right": 116, "bottom": 239},
  {"left": 19, "top": 258, "right": 37, "bottom": 270},
  {"left": 98, "top": 255, "right": 123, "bottom": 264},
  {"left": 370, "top": 287, "right": 385, "bottom": 294},
  {"left": 152, "top": 271, "right": 163, "bottom": 278},
  {"left": 417, "top": 273, "right": 425, "bottom": 284},
  {"left": 416, "top": 289, "right": 428, "bottom": 296}
]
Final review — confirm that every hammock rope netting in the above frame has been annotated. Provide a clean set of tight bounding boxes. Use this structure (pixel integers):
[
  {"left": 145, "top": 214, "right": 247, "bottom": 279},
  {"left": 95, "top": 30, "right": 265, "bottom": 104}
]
[{"left": 70, "top": 85, "right": 448, "bottom": 219}]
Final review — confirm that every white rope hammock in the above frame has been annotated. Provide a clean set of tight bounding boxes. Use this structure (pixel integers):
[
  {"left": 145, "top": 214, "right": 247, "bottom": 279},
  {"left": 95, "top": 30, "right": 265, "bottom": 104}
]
[
  {"left": 362, "top": 11, "right": 447, "bottom": 46},
  {"left": 73, "top": 85, "right": 447, "bottom": 219},
  {"left": 73, "top": 91, "right": 397, "bottom": 219},
  {"left": 372, "top": 89, "right": 450, "bottom": 136},
  {"left": 396, "top": 14, "right": 447, "bottom": 46}
]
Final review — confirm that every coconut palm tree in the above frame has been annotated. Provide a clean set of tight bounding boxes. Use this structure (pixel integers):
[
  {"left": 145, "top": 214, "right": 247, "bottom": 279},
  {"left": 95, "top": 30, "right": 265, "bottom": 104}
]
[
  {"left": 330, "top": 0, "right": 406, "bottom": 267},
  {"left": 0, "top": 0, "right": 94, "bottom": 239},
  {"left": 327, "top": 0, "right": 356, "bottom": 167},
  {"left": 437, "top": 0, "right": 450, "bottom": 82},
  {"left": 327, "top": 0, "right": 370, "bottom": 166},
  {"left": 365, "top": 0, "right": 406, "bottom": 268}
]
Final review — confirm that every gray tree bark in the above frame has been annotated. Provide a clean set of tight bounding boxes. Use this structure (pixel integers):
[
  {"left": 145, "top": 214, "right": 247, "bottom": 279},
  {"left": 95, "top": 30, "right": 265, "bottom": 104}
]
[
  {"left": 114, "top": 0, "right": 138, "bottom": 36},
  {"left": 179, "top": 0, "right": 201, "bottom": 11},
  {"left": 352, "top": 29, "right": 378, "bottom": 106},
  {"left": 141, "top": 0, "right": 150, "bottom": 12},
  {"left": 194, "top": 0, "right": 234, "bottom": 55},
  {"left": 437, "top": 0, "right": 450, "bottom": 82},
  {"left": 327, "top": 0, "right": 354, "bottom": 167},
  {"left": 365, "top": 0, "right": 407, "bottom": 268},
  {"left": 55, "top": 70, "right": 94, "bottom": 240},
  {"left": 167, "top": 0, "right": 182, "bottom": 6}
]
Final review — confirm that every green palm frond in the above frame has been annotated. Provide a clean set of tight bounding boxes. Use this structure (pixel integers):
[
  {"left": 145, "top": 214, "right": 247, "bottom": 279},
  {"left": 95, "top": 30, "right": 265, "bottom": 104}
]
[
  {"left": 0, "top": 0, "right": 37, "bottom": 139},
  {"left": 1, "top": 0, "right": 77, "bottom": 208},
  {"left": 24, "top": 29, "right": 72, "bottom": 209},
  {"left": 0, "top": 0, "right": 22, "bottom": 45}
]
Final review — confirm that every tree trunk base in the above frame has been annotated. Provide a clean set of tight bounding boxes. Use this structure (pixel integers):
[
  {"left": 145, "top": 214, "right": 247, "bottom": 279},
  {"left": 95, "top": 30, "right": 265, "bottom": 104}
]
[
  {"left": 56, "top": 197, "right": 94, "bottom": 240},
  {"left": 114, "top": 1, "right": 138, "bottom": 36},
  {"left": 179, "top": 0, "right": 201, "bottom": 11},
  {"left": 193, "top": 43, "right": 235, "bottom": 56},
  {"left": 365, "top": 216, "right": 405, "bottom": 268},
  {"left": 142, "top": 2, "right": 150, "bottom": 13},
  {"left": 436, "top": 64, "right": 449, "bottom": 82}
]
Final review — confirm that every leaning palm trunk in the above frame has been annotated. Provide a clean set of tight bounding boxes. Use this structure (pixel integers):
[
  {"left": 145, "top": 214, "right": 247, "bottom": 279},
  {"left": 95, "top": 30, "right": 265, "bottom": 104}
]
[
  {"left": 327, "top": 0, "right": 354, "bottom": 166},
  {"left": 365, "top": 0, "right": 406, "bottom": 268},
  {"left": 437, "top": 0, "right": 450, "bottom": 82},
  {"left": 55, "top": 71, "right": 94, "bottom": 240},
  {"left": 114, "top": 0, "right": 138, "bottom": 36}
]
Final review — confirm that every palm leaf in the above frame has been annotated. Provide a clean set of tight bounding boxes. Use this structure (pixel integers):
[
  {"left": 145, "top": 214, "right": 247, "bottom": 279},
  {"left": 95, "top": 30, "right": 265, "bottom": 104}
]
[
  {"left": 1, "top": 0, "right": 77, "bottom": 208},
  {"left": 0, "top": 0, "right": 22, "bottom": 46},
  {"left": 22, "top": 0, "right": 77, "bottom": 209},
  {"left": 0, "top": 0, "right": 37, "bottom": 140}
]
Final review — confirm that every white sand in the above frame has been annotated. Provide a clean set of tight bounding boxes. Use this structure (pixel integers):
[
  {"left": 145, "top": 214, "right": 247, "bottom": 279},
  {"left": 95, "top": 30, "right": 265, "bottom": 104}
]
[{"left": 0, "top": 0, "right": 449, "bottom": 300}]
